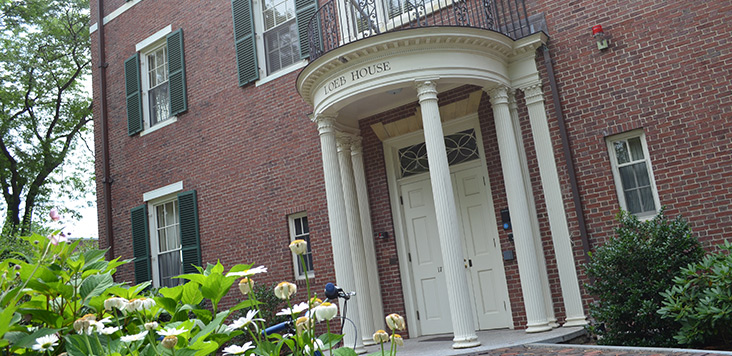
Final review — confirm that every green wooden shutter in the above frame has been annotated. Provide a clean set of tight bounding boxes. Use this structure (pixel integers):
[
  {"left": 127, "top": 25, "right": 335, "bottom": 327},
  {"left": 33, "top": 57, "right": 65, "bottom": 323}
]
[
  {"left": 232, "top": 0, "right": 259, "bottom": 86},
  {"left": 131, "top": 205, "right": 152, "bottom": 284},
  {"left": 166, "top": 29, "right": 188, "bottom": 116},
  {"left": 124, "top": 54, "right": 143, "bottom": 135},
  {"left": 178, "top": 190, "right": 201, "bottom": 274},
  {"left": 295, "top": 0, "right": 318, "bottom": 58}
]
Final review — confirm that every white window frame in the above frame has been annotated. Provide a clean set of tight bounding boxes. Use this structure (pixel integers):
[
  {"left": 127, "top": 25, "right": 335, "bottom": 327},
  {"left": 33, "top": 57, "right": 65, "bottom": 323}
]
[
  {"left": 606, "top": 130, "right": 661, "bottom": 219},
  {"left": 288, "top": 212, "right": 314, "bottom": 280},
  {"left": 252, "top": 0, "right": 307, "bottom": 86},
  {"left": 136, "top": 25, "right": 178, "bottom": 135},
  {"left": 144, "top": 182, "right": 184, "bottom": 288}
]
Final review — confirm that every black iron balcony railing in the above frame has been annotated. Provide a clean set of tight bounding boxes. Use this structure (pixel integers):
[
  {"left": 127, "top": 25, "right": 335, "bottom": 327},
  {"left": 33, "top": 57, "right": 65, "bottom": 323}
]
[{"left": 307, "top": 0, "right": 534, "bottom": 60}]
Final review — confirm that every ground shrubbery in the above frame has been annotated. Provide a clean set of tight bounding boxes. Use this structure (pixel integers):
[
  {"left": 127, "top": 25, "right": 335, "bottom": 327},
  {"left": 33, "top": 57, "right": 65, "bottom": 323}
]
[
  {"left": 659, "top": 241, "right": 732, "bottom": 348},
  {"left": 585, "top": 210, "right": 705, "bottom": 347}
]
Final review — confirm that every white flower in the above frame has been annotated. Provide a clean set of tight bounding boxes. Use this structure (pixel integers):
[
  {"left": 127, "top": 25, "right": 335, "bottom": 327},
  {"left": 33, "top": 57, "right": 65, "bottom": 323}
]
[
  {"left": 99, "top": 326, "right": 120, "bottom": 335},
  {"left": 385, "top": 313, "right": 406, "bottom": 331},
  {"left": 289, "top": 239, "right": 308, "bottom": 255},
  {"left": 304, "top": 339, "right": 325, "bottom": 355},
  {"left": 222, "top": 342, "right": 255, "bottom": 355},
  {"left": 276, "top": 302, "right": 309, "bottom": 316},
  {"left": 274, "top": 281, "right": 297, "bottom": 300},
  {"left": 104, "top": 297, "right": 130, "bottom": 312},
  {"left": 226, "top": 265, "right": 267, "bottom": 277},
  {"left": 126, "top": 297, "right": 156, "bottom": 312},
  {"left": 314, "top": 301, "right": 338, "bottom": 321},
  {"left": 226, "top": 310, "right": 265, "bottom": 332},
  {"left": 157, "top": 326, "right": 188, "bottom": 337},
  {"left": 144, "top": 321, "right": 159, "bottom": 330},
  {"left": 391, "top": 334, "right": 404, "bottom": 346},
  {"left": 32, "top": 334, "right": 59, "bottom": 352},
  {"left": 120, "top": 330, "right": 148, "bottom": 343},
  {"left": 373, "top": 329, "right": 389, "bottom": 344}
]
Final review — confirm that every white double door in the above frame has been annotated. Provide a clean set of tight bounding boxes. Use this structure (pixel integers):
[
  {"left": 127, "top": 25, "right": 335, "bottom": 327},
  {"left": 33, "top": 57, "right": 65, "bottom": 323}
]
[{"left": 400, "top": 163, "right": 511, "bottom": 335}]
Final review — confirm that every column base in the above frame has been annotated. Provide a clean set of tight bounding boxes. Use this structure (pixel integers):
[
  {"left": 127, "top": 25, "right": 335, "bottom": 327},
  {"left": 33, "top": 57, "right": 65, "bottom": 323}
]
[
  {"left": 525, "top": 322, "right": 553, "bottom": 333},
  {"left": 452, "top": 335, "right": 481, "bottom": 349},
  {"left": 353, "top": 345, "right": 368, "bottom": 354},
  {"left": 362, "top": 339, "right": 376, "bottom": 346},
  {"left": 563, "top": 316, "right": 589, "bottom": 327},
  {"left": 548, "top": 318, "right": 559, "bottom": 328}
]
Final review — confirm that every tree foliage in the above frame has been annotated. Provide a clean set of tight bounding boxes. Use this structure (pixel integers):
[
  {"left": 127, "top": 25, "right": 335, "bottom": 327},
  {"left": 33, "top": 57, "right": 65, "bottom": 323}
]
[{"left": 0, "top": 0, "right": 92, "bottom": 236}]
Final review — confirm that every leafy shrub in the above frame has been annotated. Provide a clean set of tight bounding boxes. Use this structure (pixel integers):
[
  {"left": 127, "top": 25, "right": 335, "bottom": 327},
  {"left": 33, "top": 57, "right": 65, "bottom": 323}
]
[
  {"left": 659, "top": 241, "right": 732, "bottom": 347},
  {"left": 585, "top": 210, "right": 704, "bottom": 346}
]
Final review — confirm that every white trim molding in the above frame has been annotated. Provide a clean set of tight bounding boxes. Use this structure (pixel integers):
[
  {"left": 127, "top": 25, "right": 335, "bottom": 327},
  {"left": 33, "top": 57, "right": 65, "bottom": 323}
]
[
  {"left": 90, "top": 0, "right": 144, "bottom": 34},
  {"left": 143, "top": 181, "right": 184, "bottom": 202}
]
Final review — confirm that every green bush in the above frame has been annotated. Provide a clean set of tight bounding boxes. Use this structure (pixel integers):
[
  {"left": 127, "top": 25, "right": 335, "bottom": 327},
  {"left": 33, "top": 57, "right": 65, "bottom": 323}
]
[
  {"left": 659, "top": 241, "right": 732, "bottom": 347},
  {"left": 585, "top": 210, "right": 704, "bottom": 346}
]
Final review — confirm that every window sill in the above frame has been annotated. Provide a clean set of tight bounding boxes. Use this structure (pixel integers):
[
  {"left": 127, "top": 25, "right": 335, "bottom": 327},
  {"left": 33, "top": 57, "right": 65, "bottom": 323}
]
[
  {"left": 140, "top": 116, "right": 178, "bottom": 136},
  {"left": 256, "top": 60, "right": 308, "bottom": 87},
  {"left": 295, "top": 272, "right": 315, "bottom": 281}
]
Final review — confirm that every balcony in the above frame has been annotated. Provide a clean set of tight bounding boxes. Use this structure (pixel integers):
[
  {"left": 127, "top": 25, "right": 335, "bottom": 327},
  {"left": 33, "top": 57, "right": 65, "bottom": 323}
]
[{"left": 306, "top": 0, "right": 536, "bottom": 61}]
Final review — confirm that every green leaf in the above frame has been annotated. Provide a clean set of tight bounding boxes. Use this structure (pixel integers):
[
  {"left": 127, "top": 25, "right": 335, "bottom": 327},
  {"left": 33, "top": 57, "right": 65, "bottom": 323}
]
[
  {"left": 155, "top": 296, "right": 178, "bottom": 315},
  {"left": 176, "top": 273, "right": 207, "bottom": 285},
  {"left": 182, "top": 282, "right": 204, "bottom": 305},
  {"left": 189, "top": 340, "right": 219, "bottom": 356},
  {"left": 17, "top": 309, "right": 63, "bottom": 328},
  {"left": 333, "top": 347, "right": 359, "bottom": 356},
  {"left": 79, "top": 273, "right": 115, "bottom": 300},
  {"left": 190, "top": 311, "right": 228, "bottom": 344},
  {"left": 159, "top": 284, "right": 185, "bottom": 302}
]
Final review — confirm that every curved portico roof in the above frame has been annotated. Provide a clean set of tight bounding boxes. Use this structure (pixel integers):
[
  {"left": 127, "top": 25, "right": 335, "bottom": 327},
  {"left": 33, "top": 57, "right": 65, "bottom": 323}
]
[{"left": 296, "top": 27, "right": 547, "bottom": 129}]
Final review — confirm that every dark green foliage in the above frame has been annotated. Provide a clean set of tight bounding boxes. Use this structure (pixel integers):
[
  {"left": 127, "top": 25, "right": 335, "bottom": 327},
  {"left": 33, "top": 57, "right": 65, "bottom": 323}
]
[
  {"left": 585, "top": 210, "right": 704, "bottom": 346},
  {"left": 659, "top": 241, "right": 732, "bottom": 347}
]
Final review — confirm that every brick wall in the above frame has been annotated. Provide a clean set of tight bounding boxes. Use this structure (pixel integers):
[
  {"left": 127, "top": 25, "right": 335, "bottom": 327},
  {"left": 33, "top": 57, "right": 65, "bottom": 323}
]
[{"left": 92, "top": 0, "right": 732, "bottom": 337}]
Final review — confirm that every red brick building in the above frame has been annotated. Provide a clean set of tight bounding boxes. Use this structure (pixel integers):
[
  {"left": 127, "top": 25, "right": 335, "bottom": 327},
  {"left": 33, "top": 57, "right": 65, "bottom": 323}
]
[{"left": 91, "top": 0, "right": 732, "bottom": 350}]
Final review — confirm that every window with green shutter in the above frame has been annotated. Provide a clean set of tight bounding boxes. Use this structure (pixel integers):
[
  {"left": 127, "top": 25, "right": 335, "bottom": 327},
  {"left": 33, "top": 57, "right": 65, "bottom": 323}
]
[
  {"left": 125, "top": 26, "right": 188, "bottom": 135},
  {"left": 232, "top": 0, "right": 316, "bottom": 85},
  {"left": 132, "top": 188, "right": 202, "bottom": 288}
]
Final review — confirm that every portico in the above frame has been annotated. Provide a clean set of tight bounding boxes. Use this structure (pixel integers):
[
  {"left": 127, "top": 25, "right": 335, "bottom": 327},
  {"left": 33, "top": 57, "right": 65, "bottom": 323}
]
[{"left": 297, "top": 25, "right": 586, "bottom": 350}]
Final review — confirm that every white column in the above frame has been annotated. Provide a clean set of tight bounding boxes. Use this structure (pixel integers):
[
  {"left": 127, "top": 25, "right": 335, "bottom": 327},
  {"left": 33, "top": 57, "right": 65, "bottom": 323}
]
[
  {"left": 416, "top": 79, "right": 480, "bottom": 349},
  {"left": 520, "top": 83, "right": 588, "bottom": 327},
  {"left": 488, "top": 86, "right": 552, "bottom": 333},
  {"left": 337, "top": 133, "right": 376, "bottom": 345},
  {"left": 508, "top": 91, "right": 558, "bottom": 328},
  {"left": 351, "top": 137, "right": 387, "bottom": 331},
  {"left": 312, "top": 115, "right": 366, "bottom": 353}
]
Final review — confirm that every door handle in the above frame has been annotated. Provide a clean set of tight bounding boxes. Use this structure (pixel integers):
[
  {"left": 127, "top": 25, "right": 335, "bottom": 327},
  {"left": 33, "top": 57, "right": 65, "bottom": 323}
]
[{"left": 469, "top": 259, "right": 473, "bottom": 267}]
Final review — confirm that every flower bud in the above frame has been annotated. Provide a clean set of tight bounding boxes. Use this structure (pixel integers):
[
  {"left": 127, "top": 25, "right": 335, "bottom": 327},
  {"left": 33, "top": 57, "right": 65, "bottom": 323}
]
[
  {"left": 289, "top": 239, "right": 308, "bottom": 255},
  {"left": 274, "top": 281, "right": 297, "bottom": 300},
  {"left": 161, "top": 335, "right": 178, "bottom": 349},
  {"left": 238, "top": 277, "right": 252, "bottom": 295},
  {"left": 373, "top": 329, "right": 389, "bottom": 344}
]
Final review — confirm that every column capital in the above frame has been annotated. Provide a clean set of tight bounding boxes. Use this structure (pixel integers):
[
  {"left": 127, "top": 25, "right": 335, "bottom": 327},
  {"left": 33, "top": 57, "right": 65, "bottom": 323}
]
[
  {"left": 313, "top": 114, "right": 338, "bottom": 135},
  {"left": 486, "top": 85, "right": 512, "bottom": 106},
  {"left": 350, "top": 136, "right": 363, "bottom": 155},
  {"left": 415, "top": 79, "right": 438, "bottom": 103},
  {"left": 336, "top": 132, "right": 354, "bottom": 152},
  {"left": 519, "top": 82, "right": 545, "bottom": 106},
  {"left": 508, "top": 90, "right": 519, "bottom": 111}
]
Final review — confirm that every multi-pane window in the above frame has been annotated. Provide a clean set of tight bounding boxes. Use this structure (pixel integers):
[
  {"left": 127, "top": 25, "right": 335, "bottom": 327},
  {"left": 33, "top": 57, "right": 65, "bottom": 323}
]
[
  {"left": 289, "top": 213, "right": 314, "bottom": 279},
  {"left": 153, "top": 200, "right": 182, "bottom": 287},
  {"left": 262, "top": 0, "right": 299, "bottom": 74},
  {"left": 145, "top": 44, "right": 170, "bottom": 126},
  {"left": 607, "top": 131, "right": 660, "bottom": 218}
]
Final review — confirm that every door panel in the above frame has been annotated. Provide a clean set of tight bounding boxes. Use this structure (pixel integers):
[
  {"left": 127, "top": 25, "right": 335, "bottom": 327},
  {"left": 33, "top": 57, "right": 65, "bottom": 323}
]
[
  {"left": 400, "top": 179, "right": 452, "bottom": 335},
  {"left": 454, "top": 167, "right": 511, "bottom": 329}
]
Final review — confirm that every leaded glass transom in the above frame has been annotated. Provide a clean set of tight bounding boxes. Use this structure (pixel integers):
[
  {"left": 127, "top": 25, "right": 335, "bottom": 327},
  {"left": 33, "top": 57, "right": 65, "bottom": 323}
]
[{"left": 398, "top": 129, "right": 480, "bottom": 177}]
